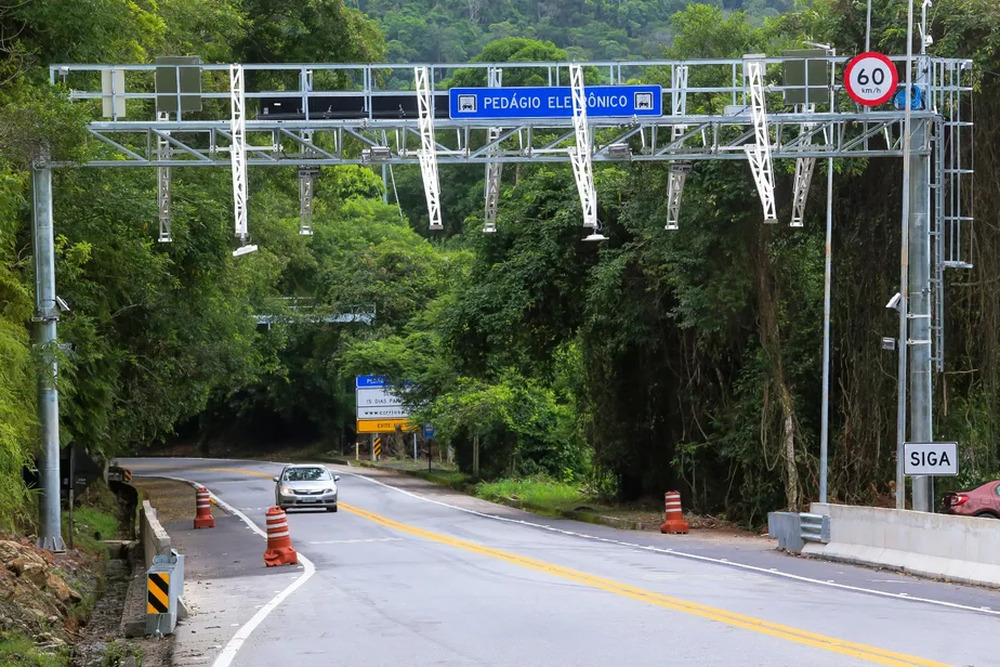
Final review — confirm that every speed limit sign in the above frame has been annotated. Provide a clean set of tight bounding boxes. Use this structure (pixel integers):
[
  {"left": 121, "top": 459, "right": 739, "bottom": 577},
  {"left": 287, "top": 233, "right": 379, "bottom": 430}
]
[{"left": 844, "top": 52, "right": 899, "bottom": 106}]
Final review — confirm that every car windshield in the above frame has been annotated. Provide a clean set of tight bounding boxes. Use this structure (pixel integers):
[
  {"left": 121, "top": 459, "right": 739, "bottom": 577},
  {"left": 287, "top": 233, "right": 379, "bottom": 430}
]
[{"left": 283, "top": 467, "right": 332, "bottom": 482}]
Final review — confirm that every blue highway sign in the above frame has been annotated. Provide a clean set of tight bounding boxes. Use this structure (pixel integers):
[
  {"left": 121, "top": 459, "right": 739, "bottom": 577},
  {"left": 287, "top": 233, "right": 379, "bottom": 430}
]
[
  {"left": 449, "top": 85, "right": 662, "bottom": 120},
  {"left": 356, "top": 375, "right": 386, "bottom": 388}
]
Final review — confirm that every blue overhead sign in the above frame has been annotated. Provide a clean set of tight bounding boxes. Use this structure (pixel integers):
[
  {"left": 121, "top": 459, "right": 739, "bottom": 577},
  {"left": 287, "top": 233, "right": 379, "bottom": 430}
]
[
  {"left": 449, "top": 85, "right": 662, "bottom": 120},
  {"left": 356, "top": 375, "right": 386, "bottom": 388}
]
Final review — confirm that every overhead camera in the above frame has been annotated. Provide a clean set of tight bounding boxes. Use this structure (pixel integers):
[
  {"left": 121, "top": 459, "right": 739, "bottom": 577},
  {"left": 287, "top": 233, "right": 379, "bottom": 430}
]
[
  {"left": 885, "top": 292, "right": 902, "bottom": 311},
  {"left": 55, "top": 296, "right": 71, "bottom": 313}
]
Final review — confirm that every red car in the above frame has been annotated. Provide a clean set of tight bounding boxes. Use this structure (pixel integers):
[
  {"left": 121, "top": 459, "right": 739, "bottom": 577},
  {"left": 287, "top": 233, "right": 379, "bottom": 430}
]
[{"left": 941, "top": 480, "right": 1000, "bottom": 517}]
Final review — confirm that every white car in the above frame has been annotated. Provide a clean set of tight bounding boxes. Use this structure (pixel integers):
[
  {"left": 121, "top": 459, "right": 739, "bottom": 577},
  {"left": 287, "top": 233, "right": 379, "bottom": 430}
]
[{"left": 274, "top": 464, "right": 340, "bottom": 512}]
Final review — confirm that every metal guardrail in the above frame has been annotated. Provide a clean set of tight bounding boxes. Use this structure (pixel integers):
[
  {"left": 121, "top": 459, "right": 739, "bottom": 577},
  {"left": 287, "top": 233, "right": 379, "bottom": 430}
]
[{"left": 800, "top": 513, "right": 831, "bottom": 544}]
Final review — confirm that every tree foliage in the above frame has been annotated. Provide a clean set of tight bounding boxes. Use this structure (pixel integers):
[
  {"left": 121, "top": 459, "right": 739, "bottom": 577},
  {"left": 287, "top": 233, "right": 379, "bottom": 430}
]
[{"left": 2, "top": 0, "right": 1000, "bottom": 532}]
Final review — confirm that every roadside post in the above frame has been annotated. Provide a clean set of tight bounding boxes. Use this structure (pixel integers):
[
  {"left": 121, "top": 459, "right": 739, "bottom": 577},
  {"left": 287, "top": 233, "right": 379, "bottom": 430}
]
[
  {"left": 146, "top": 549, "right": 184, "bottom": 636},
  {"left": 422, "top": 423, "right": 435, "bottom": 464}
]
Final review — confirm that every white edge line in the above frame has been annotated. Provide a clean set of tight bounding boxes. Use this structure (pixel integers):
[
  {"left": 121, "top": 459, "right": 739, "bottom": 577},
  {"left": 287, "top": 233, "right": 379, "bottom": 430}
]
[
  {"left": 138, "top": 463, "right": 1000, "bottom": 619},
  {"left": 342, "top": 469, "right": 1000, "bottom": 619},
  {"left": 139, "top": 473, "right": 316, "bottom": 667}
]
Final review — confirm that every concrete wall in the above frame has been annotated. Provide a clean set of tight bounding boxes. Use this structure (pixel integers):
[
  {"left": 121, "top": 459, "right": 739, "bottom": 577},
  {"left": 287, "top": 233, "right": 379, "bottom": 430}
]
[
  {"left": 139, "top": 500, "right": 172, "bottom": 571},
  {"left": 804, "top": 502, "right": 1000, "bottom": 588}
]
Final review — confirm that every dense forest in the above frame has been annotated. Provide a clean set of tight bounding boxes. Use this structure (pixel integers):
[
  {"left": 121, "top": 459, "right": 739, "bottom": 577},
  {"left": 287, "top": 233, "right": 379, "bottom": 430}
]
[{"left": 1, "top": 0, "right": 1000, "bottom": 531}]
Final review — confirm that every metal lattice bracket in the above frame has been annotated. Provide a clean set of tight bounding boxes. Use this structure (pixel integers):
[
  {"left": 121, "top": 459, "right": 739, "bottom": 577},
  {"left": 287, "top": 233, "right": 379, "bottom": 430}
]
[
  {"left": 415, "top": 66, "right": 443, "bottom": 231},
  {"left": 665, "top": 65, "right": 690, "bottom": 231},
  {"left": 156, "top": 111, "right": 172, "bottom": 242},
  {"left": 229, "top": 64, "right": 249, "bottom": 241},
  {"left": 484, "top": 66, "right": 503, "bottom": 233},
  {"left": 569, "top": 64, "right": 602, "bottom": 239},
  {"left": 790, "top": 105, "right": 818, "bottom": 228},
  {"left": 743, "top": 55, "right": 777, "bottom": 223},
  {"left": 666, "top": 163, "right": 691, "bottom": 231},
  {"left": 298, "top": 165, "right": 317, "bottom": 236}
]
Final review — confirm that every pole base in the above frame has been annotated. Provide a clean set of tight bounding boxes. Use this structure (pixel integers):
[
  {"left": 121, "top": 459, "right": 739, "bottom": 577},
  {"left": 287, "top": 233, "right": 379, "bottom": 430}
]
[{"left": 37, "top": 535, "right": 67, "bottom": 553}]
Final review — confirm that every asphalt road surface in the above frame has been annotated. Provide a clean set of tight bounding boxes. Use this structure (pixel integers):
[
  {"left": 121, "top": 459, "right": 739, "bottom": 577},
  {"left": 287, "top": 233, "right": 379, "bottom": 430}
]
[{"left": 120, "top": 457, "right": 1000, "bottom": 667}]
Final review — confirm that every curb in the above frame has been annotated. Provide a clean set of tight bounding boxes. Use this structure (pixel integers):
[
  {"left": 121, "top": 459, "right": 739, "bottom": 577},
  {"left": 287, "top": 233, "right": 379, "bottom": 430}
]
[{"left": 351, "top": 462, "right": 662, "bottom": 533}]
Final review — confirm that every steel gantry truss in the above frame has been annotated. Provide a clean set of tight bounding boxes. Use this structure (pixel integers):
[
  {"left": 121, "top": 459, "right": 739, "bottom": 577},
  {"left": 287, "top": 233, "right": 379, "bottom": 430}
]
[
  {"left": 568, "top": 64, "right": 603, "bottom": 240},
  {"left": 49, "top": 56, "right": 972, "bottom": 248},
  {"left": 30, "top": 54, "right": 974, "bottom": 550},
  {"left": 665, "top": 64, "right": 690, "bottom": 231},
  {"left": 414, "top": 66, "right": 443, "bottom": 230},
  {"left": 483, "top": 66, "right": 504, "bottom": 233},
  {"left": 743, "top": 55, "right": 778, "bottom": 223}
]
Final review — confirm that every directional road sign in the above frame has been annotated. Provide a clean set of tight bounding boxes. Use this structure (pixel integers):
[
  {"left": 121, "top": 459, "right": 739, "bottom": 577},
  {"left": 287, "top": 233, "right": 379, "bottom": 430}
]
[
  {"left": 843, "top": 52, "right": 899, "bottom": 107},
  {"left": 357, "top": 375, "right": 412, "bottom": 433},
  {"left": 449, "top": 85, "right": 662, "bottom": 120}
]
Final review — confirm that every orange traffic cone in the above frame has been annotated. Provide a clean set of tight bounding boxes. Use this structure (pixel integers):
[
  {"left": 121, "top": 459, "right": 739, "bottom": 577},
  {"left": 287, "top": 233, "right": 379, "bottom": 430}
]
[
  {"left": 263, "top": 507, "right": 298, "bottom": 567},
  {"left": 194, "top": 486, "right": 215, "bottom": 529},
  {"left": 659, "top": 490, "right": 690, "bottom": 534}
]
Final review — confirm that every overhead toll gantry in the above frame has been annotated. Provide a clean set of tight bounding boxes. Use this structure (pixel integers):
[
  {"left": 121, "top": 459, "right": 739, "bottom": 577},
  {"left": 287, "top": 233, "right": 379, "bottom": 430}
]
[{"left": 32, "top": 52, "right": 973, "bottom": 551}]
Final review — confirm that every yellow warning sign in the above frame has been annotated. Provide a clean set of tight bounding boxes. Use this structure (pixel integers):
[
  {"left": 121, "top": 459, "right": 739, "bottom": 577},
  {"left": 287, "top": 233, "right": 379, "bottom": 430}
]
[
  {"left": 356, "top": 418, "right": 411, "bottom": 433},
  {"left": 147, "top": 572, "right": 170, "bottom": 614},
  {"left": 373, "top": 436, "right": 382, "bottom": 459}
]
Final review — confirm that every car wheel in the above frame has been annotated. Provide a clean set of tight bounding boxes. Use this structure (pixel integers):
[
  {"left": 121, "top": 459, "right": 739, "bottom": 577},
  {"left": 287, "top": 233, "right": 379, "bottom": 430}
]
[{"left": 974, "top": 511, "right": 999, "bottom": 518}]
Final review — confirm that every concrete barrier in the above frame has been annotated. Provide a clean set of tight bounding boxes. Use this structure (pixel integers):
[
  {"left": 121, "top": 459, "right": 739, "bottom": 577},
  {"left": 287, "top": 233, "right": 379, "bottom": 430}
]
[
  {"left": 803, "top": 502, "right": 1000, "bottom": 588},
  {"left": 139, "top": 501, "right": 172, "bottom": 570},
  {"left": 137, "top": 500, "right": 188, "bottom": 620}
]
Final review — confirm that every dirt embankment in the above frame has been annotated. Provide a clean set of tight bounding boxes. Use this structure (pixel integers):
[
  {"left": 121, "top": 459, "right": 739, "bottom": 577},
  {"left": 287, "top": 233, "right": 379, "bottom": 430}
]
[
  {"left": 0, "top": 537, "right": 98, "bottom": 652},
  {"left": 0, "top": 476, "right": 178, "bottom": 666}
]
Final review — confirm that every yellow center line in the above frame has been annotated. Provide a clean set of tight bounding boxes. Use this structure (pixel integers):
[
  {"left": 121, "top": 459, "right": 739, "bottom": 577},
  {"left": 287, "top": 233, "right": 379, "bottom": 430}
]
[{"left": 164, "top": 467, "right": 949, "bottom": 667}]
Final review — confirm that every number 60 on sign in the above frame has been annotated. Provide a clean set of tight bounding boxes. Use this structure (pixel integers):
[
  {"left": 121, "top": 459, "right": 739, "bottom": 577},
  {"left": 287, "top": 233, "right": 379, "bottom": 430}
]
[{"left": 843, "top": 52, "right": 899, "bottom": 107}]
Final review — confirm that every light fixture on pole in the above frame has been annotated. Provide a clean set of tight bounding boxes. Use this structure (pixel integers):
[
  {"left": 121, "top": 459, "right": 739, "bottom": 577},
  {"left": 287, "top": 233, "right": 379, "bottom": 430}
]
[{"left": 232, "top": 244, "right": 258, "bottom": 258}]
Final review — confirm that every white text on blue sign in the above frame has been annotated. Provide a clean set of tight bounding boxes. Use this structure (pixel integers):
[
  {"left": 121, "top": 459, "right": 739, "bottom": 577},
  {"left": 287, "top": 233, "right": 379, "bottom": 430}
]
[{"left": 449, "top": 85, "right": 662, "bottom": 120}]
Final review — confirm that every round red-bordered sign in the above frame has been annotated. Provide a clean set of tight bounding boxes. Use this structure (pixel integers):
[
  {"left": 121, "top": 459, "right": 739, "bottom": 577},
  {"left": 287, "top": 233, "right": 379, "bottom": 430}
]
[{"left": 843, "top": 52, "right": 899, "bottom": 107}]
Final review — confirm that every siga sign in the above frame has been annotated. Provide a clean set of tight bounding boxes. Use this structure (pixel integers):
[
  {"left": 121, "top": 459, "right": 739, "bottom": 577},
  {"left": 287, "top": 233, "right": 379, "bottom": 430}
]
[
  {"left": 903, "top": 442, "right": 958, "bottom": 476},
  {"left": 843, "top": 52, "right": 899, "bottom": 107},
  {"left": 449, "top": 85, "right": 662, "bottom": 120}
]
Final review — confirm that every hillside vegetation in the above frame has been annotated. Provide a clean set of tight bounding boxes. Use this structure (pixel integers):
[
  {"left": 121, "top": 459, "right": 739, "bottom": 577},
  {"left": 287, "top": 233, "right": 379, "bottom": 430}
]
[{"left": 1, "top": 0, "right": 1000, "bottom": 537}]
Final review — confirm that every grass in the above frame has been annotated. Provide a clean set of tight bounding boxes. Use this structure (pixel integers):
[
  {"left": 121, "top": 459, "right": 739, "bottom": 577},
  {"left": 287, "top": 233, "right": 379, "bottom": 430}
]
[
  {"left": 413, "top": 469, "right": 470, "bottom": 488},
  {"left": 0, "top": 632, "right": 67, "bottom": 666},
  {"left": 63, "top": 507, "right": 120, "bottom": 553},
  {"left": 475, "top": 478, "right": 592, "bottom": 511},
  {"left": 100, "top": 639, "right": 142, "bottom": 667}
]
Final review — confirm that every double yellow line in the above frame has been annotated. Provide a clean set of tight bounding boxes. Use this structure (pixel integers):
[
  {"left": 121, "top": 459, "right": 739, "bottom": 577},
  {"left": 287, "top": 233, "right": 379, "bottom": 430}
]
[
  {"left": 156, "top": 466, "right": 949, "bottom": 666},
  {"left": 343, "top": 503, "right": 946, "bottom": 667}
]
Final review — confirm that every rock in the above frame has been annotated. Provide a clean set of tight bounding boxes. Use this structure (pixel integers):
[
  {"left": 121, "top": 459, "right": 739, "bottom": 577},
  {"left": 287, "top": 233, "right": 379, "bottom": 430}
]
[
  {"left": 11, "top": 558, "right": 49, "bottom": 587},
  {"left": 45, "top": 573, "right": 82, "bottom": 604}
]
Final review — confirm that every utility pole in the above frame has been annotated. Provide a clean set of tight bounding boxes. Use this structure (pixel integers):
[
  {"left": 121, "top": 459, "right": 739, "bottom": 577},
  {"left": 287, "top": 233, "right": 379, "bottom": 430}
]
[
  {"left": 32, "top": 164, "right": 66, "bottom": 552},
  {"left": 909, "top": 86, "right": 934, "bottom": 512}
]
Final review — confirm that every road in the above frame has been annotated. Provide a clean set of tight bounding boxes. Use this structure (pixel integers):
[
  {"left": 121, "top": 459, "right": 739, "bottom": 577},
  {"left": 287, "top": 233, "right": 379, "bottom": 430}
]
[{"left": 121, "top": 457, "right": 1000, "bottom": 667}]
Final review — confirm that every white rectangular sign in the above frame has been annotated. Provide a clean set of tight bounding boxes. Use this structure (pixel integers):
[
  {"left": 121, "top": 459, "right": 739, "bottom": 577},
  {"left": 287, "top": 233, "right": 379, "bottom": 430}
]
[
  {"left": 903, "top": 442, "right": 958, "bottom": 476},
  {"left": 357, "top": 405, "right": 409, "bottom": 419},
  {"left": 356, "top": 386, "right": 405, "bottom": 408}
]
